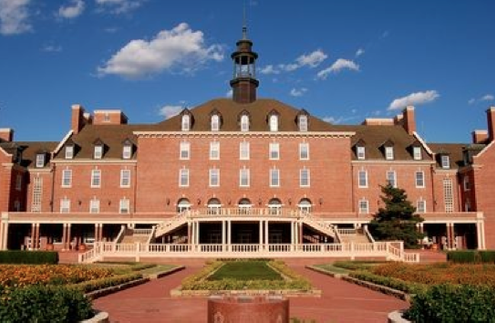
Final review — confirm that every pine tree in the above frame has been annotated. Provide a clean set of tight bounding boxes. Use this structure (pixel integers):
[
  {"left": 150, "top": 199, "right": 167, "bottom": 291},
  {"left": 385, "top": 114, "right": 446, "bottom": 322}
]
[{"left": 369, "top": 184, "right": 424, "bottom": 248}]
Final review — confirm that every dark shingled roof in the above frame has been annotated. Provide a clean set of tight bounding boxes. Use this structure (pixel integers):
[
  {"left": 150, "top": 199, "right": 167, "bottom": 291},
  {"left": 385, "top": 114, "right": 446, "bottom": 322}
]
[
  {"left": 15, "top": 141, "right": 58, "bottom": 167},
  {"left": 428, "top": 143, "right": 486, "bottom": 169}
]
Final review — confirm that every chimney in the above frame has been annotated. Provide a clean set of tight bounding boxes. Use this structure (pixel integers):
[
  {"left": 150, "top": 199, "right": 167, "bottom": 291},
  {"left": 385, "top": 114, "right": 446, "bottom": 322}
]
[
  {"left": 487, "top": 107, "right": 495, "bottom": 142},
  {"left": 472, "top": 130, "right": 488, "bottom": 144},
  {"left": 71, "top": 104, "right": 86, "bottom": 134},
  {"left": 0, "top": 128, "right": 14, "bottom": 142},
  {"left": 402, "top": 106, "right": 416, "bottom": 135}
]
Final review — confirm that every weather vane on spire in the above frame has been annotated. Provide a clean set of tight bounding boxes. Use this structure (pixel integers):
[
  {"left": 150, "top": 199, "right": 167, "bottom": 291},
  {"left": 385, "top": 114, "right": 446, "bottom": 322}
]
[{"left": 242, "top": 1, "right": 247, "bottom": 39}]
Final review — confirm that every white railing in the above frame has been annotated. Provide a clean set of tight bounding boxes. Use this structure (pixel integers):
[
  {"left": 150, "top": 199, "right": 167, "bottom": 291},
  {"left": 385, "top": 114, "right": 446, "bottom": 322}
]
[
  {"left": 154, "top": 212, "right": 188, "bottom": 237},
  {"left": 189, "top": 208, "right": 303, "bottom": 218},
  {"left": 301, "top": 213, "right": 337, "bottom": 239},
  {"left": 364, "top": 226, "right": 375, "bottom": 243},
  {"left": 78, "top": 241, "right": 420, "bottom": 263},
  {"left": 133, "top": 228, "right": 153, "bottom": 236},
  {"left": 338, "top": 228, "right": 357, "bottom": 235},
  {"left": 114, "top": 225, "right": 126, "bottom": 244}
]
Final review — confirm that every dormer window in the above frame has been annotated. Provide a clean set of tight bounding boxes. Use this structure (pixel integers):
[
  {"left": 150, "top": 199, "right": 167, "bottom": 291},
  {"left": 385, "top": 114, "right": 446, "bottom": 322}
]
[
  {"left": 35, "top": 153, "right": 45, "bottom": 168},
  {"left": 385, "top": 146, "right": 394, "bottom": 160},
  {"left": 211, "top": 114, "right": 220, "bottom": 131},
  {"left": 241, "top": 114, "right": 250, "bottom": 132},
  {"left": 357, "top": 146, "right": 366, "bottom": 160},
  {"left": 413, "top": 147, "right": 422, "bottom": 160},
  {"left": 181, "top": 114, "right": 190, "bottom": 131},
  {"left": 269, "top": 114, "right": 279, "bottom": 132},
  {"left": 122, "top": 139, "right": 133, "bottom": 160},
  {"left": 94, "top": 145, "right": 103, "bottom": 159},
  {"left": 441, "top": 155, "right": 450, "bottom": 169},
  {"left": 65, "top": 145, "right": 74, "bottom": 159},
  {"left": 298, "top": 115, "right": 308, "bottom": 132}
]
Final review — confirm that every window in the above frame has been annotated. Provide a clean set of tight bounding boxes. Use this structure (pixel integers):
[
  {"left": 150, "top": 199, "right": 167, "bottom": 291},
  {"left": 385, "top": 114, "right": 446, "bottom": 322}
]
[
  {"left": 181, "top": 114, "right": 190, "bottom": 131},
  {"left": 358, "top": 170, "right": 368, "bottom": 188},
  {"left": 386, "top": 170, "right": 397, "bottom": 188},
  {"left": 14, "top": 200, "right": 20, "bottom": 211},
  {"left": 298, "top": 198, "right": 312, "bottom": 213},
  {"left": 120, "top": 169, "right": 131, "bottom": 187},
  {"left": 31, "top": 177, "right": 42, "bottom": 212},
  {"left": 35, "top": 154, "right": 45, "bottom": 168},
  {"left": 239, "top": 168, "right": 250, "bottom": 187},
  {"left": 211, "top": 115, "right": 220, "bottom": 131},
  {"left": 179, "top": 168, "right": 189, "bottom": 187},
  {"left": 300, "top": 168, "right": 310, "bottom": 187},
  {"left": 15, "top": 174, "right": 22, "bottom": 191},
  {"left": 415, "top": 171, "right": 425, "bottom": 188},
  {"left": 241, "top": 115, "right": 249, "bottom": 132},
  {"left": 65, "top": 146, "right": 74, "bottom": 159},
  {"left": 269, "top": 114, "right": 278, "bottom": 132},
  {"left": 60, "top": 198, "right": 70, "bottom": 213},
  {"left": 62, "top": 169, "right": 72, "bottom": 187},
  {"left": 269, "top": 142, "right": 280, "bottom": 160},
  {"left": 122, "top": 145, "right": 132, "bottom": 159},
  {"left": 444, "top": 179, "right": 454, "bottom": 213},
  {"left": 119, "top": 198, "right": 130, "bottom": 214},
  {"left": 463, "top": 176, "right": 470, "bottom": 191},
  {"left": 240, "top": 141, "right": 250, "bottom": 160},
  {"left": 91, "top": 169, "right": 101, "bottom": 188},
  {"left": 180, "top": 142, "right": 190, "bottom": 160},
  {"left": 94, "top": 145, "right": 103, "bottom": 159},
  {"left": 298, "top": 115, "right": 308, "bottom": 132},
  {"left": 417, "top": 199, "right": 426, "bottom": 213},
  {"left": 413, "top": 147, "right": 422, "bottom": 160},
  {"left": 209, "top": 168, "right": 220, "bottom": 187},
  {"left": 359, "top": 199, "right": 369, "bottom": 214},
  {"left": 441, "top": 155, "right": 450, "bottom": 169},
  {"left": 357, "top": 146, "right": 366, "bottom": 160},
  {"left": 90, "top": 199, "right": 100, "bottom": 213},
  {"left": 103, "top": 113, "right": 110, "bottom": 122},
  {"left": 385, "top": 146, "right": 394, "bottom": 160},
  {"left": 177, "top": 198, "right": 191, "bottom": 213},
  {"left": 299, "top": 143, "right": 309, "bottom": 160},
  {"left": 210, "top": 141, "right": 220, "bottom": 160},
  {"left": 270, "top": 168, "right": 280, "bottom": 187}
]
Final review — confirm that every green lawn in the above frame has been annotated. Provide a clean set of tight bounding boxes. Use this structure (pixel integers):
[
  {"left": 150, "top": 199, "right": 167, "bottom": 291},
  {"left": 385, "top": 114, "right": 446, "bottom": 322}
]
[{"left": 207, "top": 260, "right": 283, "bottom": 281}]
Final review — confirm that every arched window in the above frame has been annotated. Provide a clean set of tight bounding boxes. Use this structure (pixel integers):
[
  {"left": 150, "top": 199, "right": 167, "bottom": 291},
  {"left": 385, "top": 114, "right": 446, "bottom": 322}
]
[
  {"left": 207, "top": 198, "right": 221, "bottom": 215},
  {"left": 238, "top": 198, "right": 252, "bottom": 214},
  {"left": 177, "top": 198, "right": 191, "bottom": 213},
  {"left": 241, "top": 115, "right": 249, "bottom": 132},
  {"left": 268, "top": 198, "right": 282, "bottom": 215},
  {"left": 181, "top": 114, "right": 190, "bottom": 131},
  {"left": 269, "top": 114, "right": 279, "bottom": 132},
  {"left": 298, "top": 198, "right": 312, "bottom": 213},
  {"left": 211, "top": 114, "right": 220, "bottom": 131}
]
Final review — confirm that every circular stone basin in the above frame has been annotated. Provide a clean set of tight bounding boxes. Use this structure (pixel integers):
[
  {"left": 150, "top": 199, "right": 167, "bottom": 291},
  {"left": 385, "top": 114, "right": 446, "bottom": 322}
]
[{"left": 207, "top": 295, "right": 289, "bottom": 323}]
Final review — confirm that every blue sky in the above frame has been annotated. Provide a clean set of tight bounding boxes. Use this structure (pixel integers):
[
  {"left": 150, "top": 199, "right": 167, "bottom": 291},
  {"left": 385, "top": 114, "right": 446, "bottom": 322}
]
[{"left": 0, "top": 0, "right": 494, "bottom": 143}]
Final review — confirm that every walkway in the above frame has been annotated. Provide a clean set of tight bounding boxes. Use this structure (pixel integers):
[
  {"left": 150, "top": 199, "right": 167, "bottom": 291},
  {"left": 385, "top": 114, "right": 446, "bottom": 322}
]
[{"left": 93, "top": 259, "right": 408, "bottom": 323}]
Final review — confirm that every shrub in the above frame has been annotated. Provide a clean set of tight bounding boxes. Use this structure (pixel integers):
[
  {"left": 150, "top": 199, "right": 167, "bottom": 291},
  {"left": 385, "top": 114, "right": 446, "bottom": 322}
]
[
  {"left": 332, "top": 260, "right": 384, "bottom": 271},
  {"left": 349, "top": 270, "right": 426, "bottom": 294},
  {"left": 73, "top": 272, "right": 143, "bottom": 293},
  {"left": 0, "top": 285, "right": 93, "bottom": 323},
  {"left": 405, "top": 284, "right": 495, "bottom": 322},
  {"left": 447, "top": 251, "right": 478, "bottom": 263},
  {"left": 0, "top": 251, "right": 58, "bottom": 264},
  {"left": 478, "top": 251, "right": 495, "bottom": 264}
]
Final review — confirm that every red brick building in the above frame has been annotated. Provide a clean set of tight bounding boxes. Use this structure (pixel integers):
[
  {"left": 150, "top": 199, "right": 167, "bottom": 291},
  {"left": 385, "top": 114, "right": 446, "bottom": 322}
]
[{"left": 0, "top": 29, "right": 493, "bottom": 254}]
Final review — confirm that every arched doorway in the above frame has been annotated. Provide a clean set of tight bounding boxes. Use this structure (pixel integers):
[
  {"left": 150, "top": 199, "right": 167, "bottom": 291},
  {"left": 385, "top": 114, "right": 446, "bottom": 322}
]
[
  {"left": 268, "top": 198, "right": 282, "bottom": 215},
  {"left": 177, "top": 198, "right": 191, "bottom": 213},
  {"left": 298, "top": 198, "right": 312, "bottom": 214},
  {"left": 207, "top": 198, "right": 222, "bottom": 215}
]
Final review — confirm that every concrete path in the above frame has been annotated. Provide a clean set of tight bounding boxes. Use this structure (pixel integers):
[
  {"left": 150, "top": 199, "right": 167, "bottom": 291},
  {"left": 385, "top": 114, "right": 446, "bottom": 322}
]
[{"left": 93, "top": 260, "right": 408, "bottom": 323}]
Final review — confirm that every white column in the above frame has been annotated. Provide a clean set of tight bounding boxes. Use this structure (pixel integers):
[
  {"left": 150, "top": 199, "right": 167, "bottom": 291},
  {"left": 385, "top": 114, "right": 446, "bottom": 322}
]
[
  {"left": 264, "top": 221, "right": 269, "bottom": 245},
  {"left": 195, "top": 221, "right": 200, "bottom": 245},
  {"left": 259, "top": 221, "right": 263, "bottom": 245},
  {"left": 227, "top": 221, "right": 232, "bottom": 245},
  {"left": 1, "top": 222, "right": 8, "bottom": 250},
  {"left": 477, "top": 221, "right": 486, "bottom": 250},
  {"left": 222, "top": 221, "right": 226, "bottom": 251}
]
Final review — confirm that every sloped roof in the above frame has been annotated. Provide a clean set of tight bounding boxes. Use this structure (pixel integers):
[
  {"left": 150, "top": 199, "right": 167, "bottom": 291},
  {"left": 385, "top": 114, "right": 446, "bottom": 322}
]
[
  {"left": 428, "top": 143, "right": 475, "bottom": 169},
  {"left": 15, "top": 141, "right": 58, "bottom": 167}
]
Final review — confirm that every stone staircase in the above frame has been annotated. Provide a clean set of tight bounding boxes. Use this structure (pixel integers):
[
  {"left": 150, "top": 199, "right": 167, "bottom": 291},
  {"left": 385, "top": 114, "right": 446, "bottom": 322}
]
[
  {"left": 338, "top": 229, "right": 372, "bottom": 244},
  {"left": 154, "top": 212, "right": 188, "bottom": 238},
  {"left": 301, "top": 214, "right": 338, "bottom": 240},
  {"left": 120, "top": 228, "right": 153, "bottom": 244}
]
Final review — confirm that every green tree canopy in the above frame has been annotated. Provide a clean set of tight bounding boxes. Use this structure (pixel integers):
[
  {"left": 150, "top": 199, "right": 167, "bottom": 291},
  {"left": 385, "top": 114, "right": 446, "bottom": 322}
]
[{"left": 369, "top": 184, "right": 424, "bottom": 248}]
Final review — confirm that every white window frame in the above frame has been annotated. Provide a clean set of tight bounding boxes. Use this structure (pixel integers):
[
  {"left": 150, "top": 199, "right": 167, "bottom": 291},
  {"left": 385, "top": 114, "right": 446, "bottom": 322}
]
[
  {"left": 240, "top": 141, "right": 250, "bottom": 160},
  {"left": 300, "top": 168, "right": 310, "bottom": 187},
  {"left": 65, "top": 146, "right": 74, "bottom": 159},
  {"left": 211, "top": 115, "right": 220, "bottom": 131},
  {"left": 91, "top": 169, "right": 101, "bottom": 188},
  {"left": 120, "top": 169, "right": 131, "bottom": 188},
  {"left": 180, "top": 141, "right": 190, "bottom": 160},
  {"left": 209, "top": 168, "right": 220, "bottom": 187},
  {"left": 358, "top": 199, "right": 369, "bottom": 214},
  {"left": 179, "top": 168, "right": 189, "bottom": 187},
  {"left": 15, "top": 174, "right": 22, "bottom": 191},
  {"left": 269, "top": 142, "right": 280, "bottom": 160},
  {"left": 413, "top": 147, "right": 422, "bottom": 160},
  {"left": 62, "top": 169, "right": 72, "bottom": 188},
  {"left": 385, "top": 146, "right": 394, "bottom": 160},
  {"left": 241, "top": 115, "right": 249, "bottom": 132},
  {"left": 239, "top": 168, "right": 250, "bottom": 187},
  {"left": 269, "top": 114, "right": 278, "bottom": 132},
  {"left": 298, "top": 115, "right": 308, "bottom": 132},
  {"left": 122, "top": 145, "right": 132, "bottom": 159},
  {"left": 270, "top": 168, "right": 280, "bottom": 187},
  {"left": 356, "top": 146, "right": 366, "bottom": 160},
  {"left": 444, "top": 179, "right": 454, "bottom": 213},
  {"left": 415, "top": 171, "right": 425, "bottom": 188},
  {"left": 60, "top": 198, "right": 70, "bottom": 213},
  {"left": 441, "top": 155, "right": 450, "bottom": 169},
  {"left": 210, "top": 141, "right": 220, "bottom": 160},
  {"left": 386, "top": 170, "right": 397, "bottom": 188},
  {"left": 119, "top": 198, "right": 130, "bottom": 214},
  {"left": 181, "top": 114, "right": 190, "bottom": 131},
  {"left": 417, "top": 199, "right": 426, "bottom": 213},
  {"left": 94, "top": 145, "right": 103, "bottom": 159},
  {"left": 299, "top": 143, "right": 309, "bottom": 160},
  {"left": 358, "top": 170, "right": 368, "bottom": 188},
  {"left": 89, "top": 199, "right": 100, "bottom": 214},
  {"left": 35, "top": 154, "right": 45, "bottom": 168}
]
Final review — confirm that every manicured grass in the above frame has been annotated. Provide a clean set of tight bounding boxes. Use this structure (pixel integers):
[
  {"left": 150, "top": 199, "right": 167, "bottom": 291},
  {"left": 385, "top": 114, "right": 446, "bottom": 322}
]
[
  {"left": 313, "top": 264, "right": 350, "bottom": 275},
  {"left": 208, "top": 260, "right": 283, "bottom": 281}
]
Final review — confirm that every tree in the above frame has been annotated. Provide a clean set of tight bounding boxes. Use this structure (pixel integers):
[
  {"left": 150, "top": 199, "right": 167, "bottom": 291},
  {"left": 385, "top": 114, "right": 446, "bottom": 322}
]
[{"left": 368, "top": 184, "right": 424, "bottom": 248}]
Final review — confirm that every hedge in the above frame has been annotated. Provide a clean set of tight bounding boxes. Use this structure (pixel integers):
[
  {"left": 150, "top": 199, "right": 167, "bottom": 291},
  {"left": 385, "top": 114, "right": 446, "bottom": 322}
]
[
  {"left": 0, "top": 285, "right": 92, "bottom": 323},
  {"left": 405, "top": 284, "right": 495, "bottom": 322},
  {"left": 447, "top": 250, "right": 495, "bottom": 264},
  {"left": 0, "top": 251, "right": 58, "bottom": 264}
]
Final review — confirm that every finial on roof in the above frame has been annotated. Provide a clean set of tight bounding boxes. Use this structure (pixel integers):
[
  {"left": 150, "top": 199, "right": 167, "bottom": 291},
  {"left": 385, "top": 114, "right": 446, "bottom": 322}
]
[{"left": 242, "top": 2, "right": 247, "bottom": 39}]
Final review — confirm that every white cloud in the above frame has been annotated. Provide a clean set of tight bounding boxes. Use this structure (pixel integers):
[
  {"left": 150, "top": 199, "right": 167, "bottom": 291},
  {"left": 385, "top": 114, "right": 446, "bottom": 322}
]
[
  {"left": 42, "top": 44, "right": 62, "bottom": 52},
  {"left": 317, "top": 58, "right": 360, "bottom": 80},
  {"left": 58, "top": 0, "right": 85, "bottom": 19},
  {"left": 481, "top": 94, "right": 494, "bottom": 102},
  {"left": 259, "top": 64, "right": 279, "bottom": 75},
  {"left": 468, "top": 98, "right": 476, "bottom": 105},
  {"left": 0, "top": 0, "right": 31, "bottom": 35},
  {"left": 225, "top": 89, "right": 233, "bottom": 98},
  {"left": 290, "top": 87, "right": 307, "bottom": 97},
  {"left": 97, "top": 23, "right": 224, "bottom": 79},
  {"left": 260, "top": 49, "right": 328, "bottom": 75},
  {"left": 159, "top": 105, "right": 183, "bottom": 119},
  {"left": 323, "top": 116, "right": 343, "bottom": 124},
  {"left": 388, "top": 90, "right": 440, "bottom": 111},
  {"left": 355, "top": 48, "right": 365, "bottom": 57},
  {"left": 95, "top": 0, "right": 143, "bottom": 14}
]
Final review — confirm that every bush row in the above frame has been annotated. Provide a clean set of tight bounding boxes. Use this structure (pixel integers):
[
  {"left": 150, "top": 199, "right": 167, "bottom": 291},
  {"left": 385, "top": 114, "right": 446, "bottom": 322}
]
[
  {"left": 0, "top": 285, "right": 92, "bottom": 323},
  {"left": 332, "top": 260, "right": 385, "bottom": 271},
  {"left": 0, "top": 251, "right": 58, "bottom": 264},
  {"left": 73, "top": 272, "right": 143, "bottom": 293},
  {"left": 405, "top": 284, "right": 495, "bottom": 322},
  {"left": 447, "top": 250, "right": 495, "bottom": 263},
  {"left": 349, "top": 270, "right": 426, "bottom": 295}
]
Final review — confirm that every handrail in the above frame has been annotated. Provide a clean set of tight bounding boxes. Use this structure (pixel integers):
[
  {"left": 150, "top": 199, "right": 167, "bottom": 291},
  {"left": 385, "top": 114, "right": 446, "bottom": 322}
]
[
  {"left": 114, "top": 225, "right": 126, "bottom": 244},
  {"left": 363, "top": 225, "right": 375, "bottom": 243}
]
